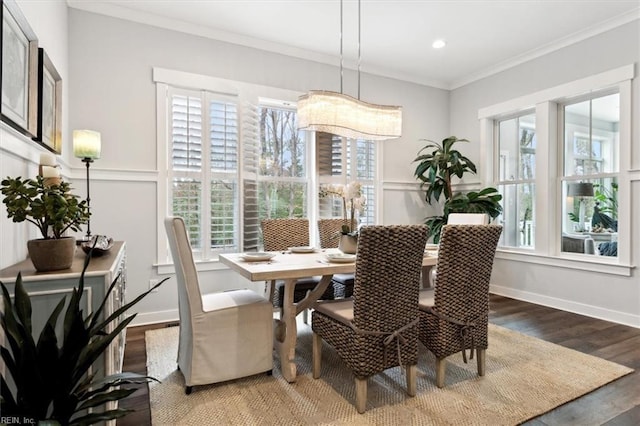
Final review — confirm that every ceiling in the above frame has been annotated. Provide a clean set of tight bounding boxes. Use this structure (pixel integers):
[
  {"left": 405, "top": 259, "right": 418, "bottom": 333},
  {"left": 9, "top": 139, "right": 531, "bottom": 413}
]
[{"left": 67, "top": 0, "right": 640, "bottom": 89}]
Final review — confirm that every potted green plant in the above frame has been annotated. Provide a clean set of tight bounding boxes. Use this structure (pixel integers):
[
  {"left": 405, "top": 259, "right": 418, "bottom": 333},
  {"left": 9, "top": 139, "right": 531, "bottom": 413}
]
[
  {"left": 0, "top": 251, "right": 168, "bottom": 425},
  {"left": 1, "top": 175, "right": 90, "bottom": 271},
  {"left": 414, "top": 136, "right": 503, "bottom": 242}
]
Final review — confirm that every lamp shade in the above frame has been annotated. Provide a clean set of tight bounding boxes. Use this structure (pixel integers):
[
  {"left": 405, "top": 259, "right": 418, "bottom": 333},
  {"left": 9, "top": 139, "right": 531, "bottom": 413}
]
[
  {"left": 568, "top": 182, "right": 594, "bottom": 197},
  {"left": 73, "top": 130, "right": 101, "bottom": 159},
  {"left": 297, "top": 90, "right": 402, "bottom": 140}
]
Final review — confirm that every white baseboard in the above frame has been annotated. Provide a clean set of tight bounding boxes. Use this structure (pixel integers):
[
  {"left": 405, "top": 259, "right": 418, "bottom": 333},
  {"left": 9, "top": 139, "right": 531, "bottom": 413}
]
[
  {"left": 490, "top": 284, "right": 640, "bottom": 329},
  {"left": 128, "top": 309, "right": 179, "bottom": 327},
  {"left": 129, "top": 287, "right": 640, "bottom": 330}
]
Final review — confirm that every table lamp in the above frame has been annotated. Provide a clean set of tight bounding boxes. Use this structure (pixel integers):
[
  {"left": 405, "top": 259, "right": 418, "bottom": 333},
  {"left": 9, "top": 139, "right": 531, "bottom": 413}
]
[
  {"left": 73, "top": 129, "right": 101, "bottom": 241},
  {"left": 568, "top": 182, "right": 594, "bottom": 232}
]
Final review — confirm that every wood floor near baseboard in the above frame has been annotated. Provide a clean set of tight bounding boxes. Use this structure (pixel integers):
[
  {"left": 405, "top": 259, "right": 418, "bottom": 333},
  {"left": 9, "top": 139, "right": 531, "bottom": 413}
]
[{"left": 116, "top": 295, "right": 640, "bottom": 426}]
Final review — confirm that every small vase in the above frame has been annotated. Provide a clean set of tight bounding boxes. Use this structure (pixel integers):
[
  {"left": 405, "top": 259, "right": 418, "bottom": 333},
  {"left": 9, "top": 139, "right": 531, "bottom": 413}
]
[{"left": 338, "top": 234, "right": 358, "bottom": 254}]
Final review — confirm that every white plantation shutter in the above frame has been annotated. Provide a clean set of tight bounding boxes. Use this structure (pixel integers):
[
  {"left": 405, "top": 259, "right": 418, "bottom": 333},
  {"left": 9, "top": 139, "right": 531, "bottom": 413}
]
[
  {"left": 242, "top": 101, "right": 260, "bottom": 251},
  {"left": 317, "top": 132, "right": 376, "bottom": 226},
  {"left": 356, "top": 140, "right": 376, "bottom": 226},
  {"left": 209, "top": 98, "right": 239, "bottom": 252},
  {"left": 168, "top": 87, "right": 240, "bottom": 260},
  {"left": 170, "top": 93, "right": 203, "bottom": 251}
]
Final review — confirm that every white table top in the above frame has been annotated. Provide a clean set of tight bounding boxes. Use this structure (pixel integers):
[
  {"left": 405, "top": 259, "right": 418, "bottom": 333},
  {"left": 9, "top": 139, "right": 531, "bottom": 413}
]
[{"left": 219, "top": 248, "right": 438, "bottom": 282}]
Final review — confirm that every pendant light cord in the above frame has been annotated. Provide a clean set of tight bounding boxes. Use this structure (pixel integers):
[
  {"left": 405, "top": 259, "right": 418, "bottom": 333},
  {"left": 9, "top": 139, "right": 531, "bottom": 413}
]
[
  {"left": 340, "top": 0, "right": 343, "bottom": 94},
  {"left": 358, "top": 0, "right": 361, "bottom": 100}
]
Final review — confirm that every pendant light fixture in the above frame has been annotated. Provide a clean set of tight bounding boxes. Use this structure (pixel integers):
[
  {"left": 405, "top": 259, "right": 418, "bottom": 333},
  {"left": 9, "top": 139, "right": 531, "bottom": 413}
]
[{"left": 297, "top": 0, "right": 402, "bottom": 140}]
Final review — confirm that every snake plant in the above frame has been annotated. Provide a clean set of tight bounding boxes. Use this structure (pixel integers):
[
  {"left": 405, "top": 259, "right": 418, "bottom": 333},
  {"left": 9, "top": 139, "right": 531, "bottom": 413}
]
[{"left": 0, "top": 251, "right": 168, "bottom": 425}]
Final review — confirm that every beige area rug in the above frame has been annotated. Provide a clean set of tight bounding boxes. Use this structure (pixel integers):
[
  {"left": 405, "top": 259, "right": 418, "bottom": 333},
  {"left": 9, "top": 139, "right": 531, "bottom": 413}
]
[{"left": 146, "top": 322, "right": 632, "bottom": 425}]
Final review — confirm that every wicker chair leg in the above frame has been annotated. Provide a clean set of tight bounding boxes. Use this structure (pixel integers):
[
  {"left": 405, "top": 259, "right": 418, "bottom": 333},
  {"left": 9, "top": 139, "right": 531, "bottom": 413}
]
[
  {"left": 268, "top": 279, "right": 276, "bottom": 303},
  {"left": 477, "top": 348, "right": 486, "bottom": 376},
  {"left": 355, "top": 377, "right": 367, "bottom": 414},
  {"left": 312, "top": 332, "right": 322, "bottom": 379},
  {"left": 435, "top": 358, "right": 446, "bottom": 388},
  {"left": 406, "top": 364, "right": 417, "bottom": 396}
]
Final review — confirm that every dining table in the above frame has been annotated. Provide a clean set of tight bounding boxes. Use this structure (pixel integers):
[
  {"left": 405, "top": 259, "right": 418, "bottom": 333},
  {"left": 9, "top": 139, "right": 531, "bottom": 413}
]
[{"left": 219, "top": 248, "right": 438, "bottom": 383}]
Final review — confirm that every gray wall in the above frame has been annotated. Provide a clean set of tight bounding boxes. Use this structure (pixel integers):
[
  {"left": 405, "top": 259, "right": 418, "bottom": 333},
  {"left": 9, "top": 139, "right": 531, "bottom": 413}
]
[{"left": 1, "top": 1, "right": 68, "bottom": 266}]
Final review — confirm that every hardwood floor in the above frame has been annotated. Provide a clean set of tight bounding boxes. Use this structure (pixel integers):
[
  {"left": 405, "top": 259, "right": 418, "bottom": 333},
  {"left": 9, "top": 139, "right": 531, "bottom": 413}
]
[{"left": 116, "top": 295, "right": 639, "bottom": 425}]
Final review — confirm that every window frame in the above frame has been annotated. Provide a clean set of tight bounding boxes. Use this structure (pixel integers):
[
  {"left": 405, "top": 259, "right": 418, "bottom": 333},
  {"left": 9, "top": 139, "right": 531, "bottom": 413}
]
[
  {"left": 495, "top": 111, "right": 537, "bottom": 249},
  {"left": 153, "top": 68, "right": 306, "bottom": 272},
  {"left": 479, "top": 64, "right": 633, "bottom": 276},
  {"left": 166, "top": 86, "right": 240, "bottom": 261}
]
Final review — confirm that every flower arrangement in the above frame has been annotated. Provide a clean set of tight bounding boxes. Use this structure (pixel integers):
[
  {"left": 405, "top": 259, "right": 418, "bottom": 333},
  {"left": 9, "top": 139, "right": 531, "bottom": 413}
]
[{"left": 319, "top": 181, "right": 366, "bottom": 235}]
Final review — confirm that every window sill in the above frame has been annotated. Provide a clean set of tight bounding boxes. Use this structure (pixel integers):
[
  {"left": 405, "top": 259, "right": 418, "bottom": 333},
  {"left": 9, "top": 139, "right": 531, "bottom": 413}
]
[
  {"left": 495, "top": 249, "right": 634, "bottom": 276},
  {"left": 155, "top": 259, "right": 227, "bottom": 275}
]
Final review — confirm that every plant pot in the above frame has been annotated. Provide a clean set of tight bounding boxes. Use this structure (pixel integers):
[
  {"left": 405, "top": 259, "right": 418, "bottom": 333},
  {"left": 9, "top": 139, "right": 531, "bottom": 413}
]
[
  {"left": 27, "top": 237, "right": 76, "bottom": 272},
  {"left": 338, "top": 234, "right": 358, "bottom": 254}
]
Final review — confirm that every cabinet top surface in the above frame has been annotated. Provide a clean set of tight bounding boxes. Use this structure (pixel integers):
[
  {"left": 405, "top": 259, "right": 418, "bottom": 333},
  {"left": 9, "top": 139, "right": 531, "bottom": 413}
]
[{"left": 0, "top": 241, "right": 125, "bottom": 283}]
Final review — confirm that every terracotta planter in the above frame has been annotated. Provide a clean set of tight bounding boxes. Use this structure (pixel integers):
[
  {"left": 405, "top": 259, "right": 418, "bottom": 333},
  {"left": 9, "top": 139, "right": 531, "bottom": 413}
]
[
  {"left": 338, "top": 234, "right": 358, "bottom": 254},
  {"left": 27, "top": 237, "right": 76, "bottom": 272}
]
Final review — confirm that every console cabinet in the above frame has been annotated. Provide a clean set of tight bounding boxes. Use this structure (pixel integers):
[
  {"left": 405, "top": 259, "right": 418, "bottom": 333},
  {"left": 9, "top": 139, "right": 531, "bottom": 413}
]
[{"left": 0, "top": 241, "right": 127, "bottom": 424}]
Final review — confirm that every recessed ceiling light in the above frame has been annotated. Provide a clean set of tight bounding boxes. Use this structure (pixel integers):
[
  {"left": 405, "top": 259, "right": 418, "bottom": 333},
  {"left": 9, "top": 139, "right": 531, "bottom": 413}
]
[{"left": 432, "top": 39, "right": 446, "bottom": 49}]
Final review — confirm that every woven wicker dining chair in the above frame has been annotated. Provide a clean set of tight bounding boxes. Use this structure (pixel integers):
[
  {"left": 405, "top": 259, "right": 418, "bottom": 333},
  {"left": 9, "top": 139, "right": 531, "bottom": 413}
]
[
  {"left": 317, "top": 218, "right": 355, "bottom": 298},
  {"left": 261, "top": 218, "right": 334, "bottom": 322},
  {"left": 428, "top": 213, "right": 490, "bottom": 287},
  {"left": 312, "top": 225, "right": 429, "bottom": 413},
  {"left": 418, "top": 224, "right": 502, "bottom": 388}
]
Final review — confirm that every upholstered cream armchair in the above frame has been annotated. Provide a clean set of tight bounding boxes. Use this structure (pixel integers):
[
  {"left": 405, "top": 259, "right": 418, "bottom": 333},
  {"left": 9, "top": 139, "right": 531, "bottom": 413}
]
[{"left": 164, "top": 217, "right": 273, "bottom": 394}]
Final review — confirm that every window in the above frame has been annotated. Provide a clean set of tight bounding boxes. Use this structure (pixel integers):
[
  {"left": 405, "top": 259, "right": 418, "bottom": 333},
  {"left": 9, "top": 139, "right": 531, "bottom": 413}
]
[
  {"left": 155, "top": 68, "right": 380, "bottom": 266},
  {"left": 168, "top": 87, "right": 239, "bottom": 260},
  {"left": 479, "top": 64, "right": 632, "bottom": 273},
  {"left": 255, "top": 103, "right": 309, "bottom": 247},
  {"left": 316, "top": 132, "right": 376, "bottom": 228},
  {"left": 496, "top": 112, "right": 536, "bottom": 248},
  {"left": 258, "top": 104, "right": 308, "bottom": 219},
  {"left": 561, "top": 92, "right": 619, "bottom": 256}
]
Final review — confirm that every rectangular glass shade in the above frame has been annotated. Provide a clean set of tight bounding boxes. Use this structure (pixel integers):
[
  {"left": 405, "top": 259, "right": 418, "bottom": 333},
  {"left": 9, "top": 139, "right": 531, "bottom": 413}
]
[{"left": 73, "top": 129, "right": 101, "bottom": 159}]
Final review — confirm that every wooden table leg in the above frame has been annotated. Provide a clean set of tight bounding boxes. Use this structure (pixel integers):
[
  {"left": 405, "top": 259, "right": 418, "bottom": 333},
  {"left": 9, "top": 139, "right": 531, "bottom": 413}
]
[
  {"left": 274, "top": 275, "right": 332, "bottom": 383},
  {"left": 277, "top": 277, "right": 298, "bottom": 383}
]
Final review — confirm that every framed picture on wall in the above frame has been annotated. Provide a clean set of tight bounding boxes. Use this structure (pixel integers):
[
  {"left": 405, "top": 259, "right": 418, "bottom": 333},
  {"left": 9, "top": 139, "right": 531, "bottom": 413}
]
[
  {"left": 1, "top": 0, "right": 38, "bottom": 137},
  {"left": 33, "top": 48, "right": 62, "bottom": 153}
]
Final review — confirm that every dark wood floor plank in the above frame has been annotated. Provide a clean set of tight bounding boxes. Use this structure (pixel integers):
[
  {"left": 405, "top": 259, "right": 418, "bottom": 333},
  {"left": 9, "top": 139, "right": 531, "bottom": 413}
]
[{"left": 117, "top": 295, "right": 639, "bottom": 426}]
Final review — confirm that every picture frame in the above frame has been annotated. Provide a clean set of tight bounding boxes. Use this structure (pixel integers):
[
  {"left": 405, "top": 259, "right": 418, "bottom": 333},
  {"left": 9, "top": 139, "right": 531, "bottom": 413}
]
[
  {"left": 1, "top": 0, "right": 38, "bottom": 137},
  {"left": 33, "top": 48, "right": 62, "bottom": 153}
]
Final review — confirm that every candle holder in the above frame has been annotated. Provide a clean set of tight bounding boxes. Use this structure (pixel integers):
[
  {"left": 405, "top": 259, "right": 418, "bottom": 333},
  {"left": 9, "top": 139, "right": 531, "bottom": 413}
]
[{"left": 73, "top": 130, "right": 101, "bottom": 241}]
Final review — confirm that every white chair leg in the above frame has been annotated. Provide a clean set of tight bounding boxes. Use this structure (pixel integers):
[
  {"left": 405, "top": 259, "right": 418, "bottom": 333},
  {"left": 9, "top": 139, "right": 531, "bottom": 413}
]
[
  {"left": 355, "top": 377, "right": 367, "bottom": 413},
  {"left": 406, "top": 364, "right": 416, "bottom": 396},
  {"left": 312, "top": 332, "right": 322, "bottom": 379},
  {"left": 477, "top": 348, "right": 486, "bottom": 376},
  {"left": 435, "top": 358, "right": 446, "bottom": 388},
  {"left": 303, "top": 308, "right": 309, "bottom": 324}
]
